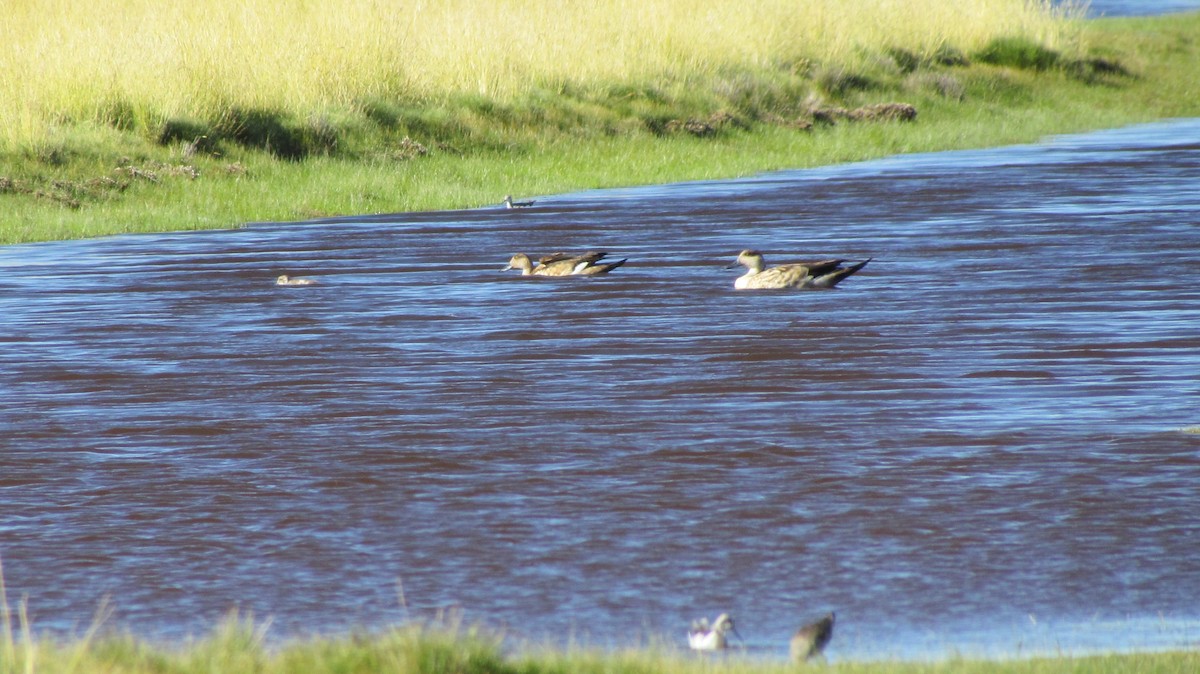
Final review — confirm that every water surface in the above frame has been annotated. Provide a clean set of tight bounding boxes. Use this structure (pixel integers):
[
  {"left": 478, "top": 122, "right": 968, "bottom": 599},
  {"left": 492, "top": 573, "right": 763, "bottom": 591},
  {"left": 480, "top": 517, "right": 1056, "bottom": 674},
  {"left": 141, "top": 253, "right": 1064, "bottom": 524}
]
[
  {"left": 1083, "top": 0, "right": 1200, "bottom": 15},
  {"left": 2, "top": 119, "right": 1199, "bottom": 659}
]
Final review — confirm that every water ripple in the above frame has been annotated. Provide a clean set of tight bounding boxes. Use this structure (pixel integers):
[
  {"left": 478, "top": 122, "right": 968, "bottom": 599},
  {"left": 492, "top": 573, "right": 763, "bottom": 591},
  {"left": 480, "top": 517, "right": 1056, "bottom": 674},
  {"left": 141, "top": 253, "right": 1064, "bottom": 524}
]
[{"left": 2, "top": 119, "right": 1200, "bottom": 658}]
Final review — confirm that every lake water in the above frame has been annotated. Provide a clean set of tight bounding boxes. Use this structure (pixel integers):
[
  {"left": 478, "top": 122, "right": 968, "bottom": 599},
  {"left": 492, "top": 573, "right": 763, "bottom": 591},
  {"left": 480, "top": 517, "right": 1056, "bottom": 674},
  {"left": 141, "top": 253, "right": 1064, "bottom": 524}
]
[
  {"left": 1083, "top": 0, "right": 1200, "bottom": 16},
  {"left": 3, "top": 116, "right": 1198, "bottom": 660}
]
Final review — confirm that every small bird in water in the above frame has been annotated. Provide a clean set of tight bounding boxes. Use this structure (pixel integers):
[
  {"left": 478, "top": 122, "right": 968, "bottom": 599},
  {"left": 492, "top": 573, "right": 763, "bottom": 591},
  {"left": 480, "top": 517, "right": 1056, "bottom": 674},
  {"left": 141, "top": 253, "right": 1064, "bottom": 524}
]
[
  {"left": 503, "top": 251, "right": 627, "bottom": 276},
  {"left": 727, "top": 250, "right": 870, "bottom": 290},
  {"left": 275, "top": 274, "right": 318, "bottom": 286},
  {"left": 688, "top": 613, "right": 741, "bottom": 651},
  {"left": 789, "top": 612, "right": 835, "bottom": 663},
  {"left": 503, "top": 195, "right": 535, "bottom": 209}
]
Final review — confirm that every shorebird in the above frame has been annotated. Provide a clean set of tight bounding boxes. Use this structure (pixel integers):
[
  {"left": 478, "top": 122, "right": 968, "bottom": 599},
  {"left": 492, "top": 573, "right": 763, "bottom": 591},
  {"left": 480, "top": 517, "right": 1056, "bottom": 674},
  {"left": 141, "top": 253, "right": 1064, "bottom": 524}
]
[
  {"left": 789, "top": 612, "right": 835, "bottom": 663},
  {"left": 502, "top": 251, "right": 627, "bottom": 276},
  {"left": 275, "top": 274, "right": 318, "bottom": 286},
  {"left": 688, "top": 613, "right": 741, "bottom": 651},
  {"left": 727, "top": 250, "right": 870, "bottom": 290},
  {"left": 503, "top": 195, "right": 535, "bottom": 209}
]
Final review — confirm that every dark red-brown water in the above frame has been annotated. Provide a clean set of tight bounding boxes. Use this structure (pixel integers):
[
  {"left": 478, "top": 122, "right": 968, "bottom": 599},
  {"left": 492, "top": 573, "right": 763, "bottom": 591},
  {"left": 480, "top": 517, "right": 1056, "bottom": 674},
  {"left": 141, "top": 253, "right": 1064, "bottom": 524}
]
[{"left": 2, "top": 118, "right": 1199, "bottom": 659}]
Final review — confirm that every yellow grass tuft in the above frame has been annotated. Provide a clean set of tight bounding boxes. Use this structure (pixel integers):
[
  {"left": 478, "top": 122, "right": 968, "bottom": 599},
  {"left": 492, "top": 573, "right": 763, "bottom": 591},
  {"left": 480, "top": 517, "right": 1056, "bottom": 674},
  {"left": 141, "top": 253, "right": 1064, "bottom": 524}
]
[{"left": 1, "top": 0, "right": 1081, "bottom": 148}]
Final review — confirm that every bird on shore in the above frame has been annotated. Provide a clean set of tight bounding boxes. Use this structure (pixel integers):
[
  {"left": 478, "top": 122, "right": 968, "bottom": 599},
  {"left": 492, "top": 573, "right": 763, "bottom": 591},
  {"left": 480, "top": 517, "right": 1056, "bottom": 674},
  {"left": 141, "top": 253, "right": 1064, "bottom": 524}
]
[
  {"left": 503, "top": 195, "right": 536, "bottom": 209},
  {"left": 727, "top": 250, "right": 870, "bottom": 290},
  {"left": 789, "top": 612, "right": 835, "bottom": 663},
  {"left": 275, "top": 274, "right": 318, "bottom": 286},
  {"left": 688, "top": 613, "right": 741, "bottom": 651},
  {"left": 503, "top": 251, "right": 627, "bottom": 276}
]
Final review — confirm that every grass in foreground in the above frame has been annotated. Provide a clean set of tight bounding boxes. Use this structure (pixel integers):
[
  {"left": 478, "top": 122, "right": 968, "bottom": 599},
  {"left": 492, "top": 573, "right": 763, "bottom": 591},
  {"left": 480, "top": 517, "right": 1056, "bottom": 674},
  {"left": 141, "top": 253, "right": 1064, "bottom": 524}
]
[
  {"left": 1, "top": 571, "right": 1196, "bottom": 674},
  {"left": 2, "top": 610, "right": 1197, "bottom": 674},
  {"left": 3, "top": 6, "right": 1200, "bottom": 245}
]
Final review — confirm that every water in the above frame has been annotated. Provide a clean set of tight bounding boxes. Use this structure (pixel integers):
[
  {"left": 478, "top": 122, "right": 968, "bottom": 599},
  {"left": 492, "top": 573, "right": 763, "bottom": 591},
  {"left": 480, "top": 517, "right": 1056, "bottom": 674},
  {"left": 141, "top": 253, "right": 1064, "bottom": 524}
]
[
  {"left": 3, "top": 118, "right": 1200, "bottom": 659},
  {"left": 1083, "top": 0, "right": 1200, "bottom": 16}
]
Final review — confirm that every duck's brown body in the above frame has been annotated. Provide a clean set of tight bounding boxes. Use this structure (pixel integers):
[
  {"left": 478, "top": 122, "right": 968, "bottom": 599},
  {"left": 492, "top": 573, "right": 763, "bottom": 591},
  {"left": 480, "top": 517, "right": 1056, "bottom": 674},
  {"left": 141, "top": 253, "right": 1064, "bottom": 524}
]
[
  {"left": 730, "top": 250, "right": 869, "bottom": 289},
  {"left": 504, "top": 251, "right": 627, "bottom": 276}
]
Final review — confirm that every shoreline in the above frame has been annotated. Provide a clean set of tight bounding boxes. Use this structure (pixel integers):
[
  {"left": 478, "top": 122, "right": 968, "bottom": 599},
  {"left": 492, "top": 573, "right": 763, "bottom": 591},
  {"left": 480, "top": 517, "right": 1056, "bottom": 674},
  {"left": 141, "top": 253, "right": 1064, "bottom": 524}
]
[
  {"left": 3, "top": 609, "right": 1197, "bottom": 674},
  {"left": 3, "top": 11, "right": 1199, "bottom": 246}
]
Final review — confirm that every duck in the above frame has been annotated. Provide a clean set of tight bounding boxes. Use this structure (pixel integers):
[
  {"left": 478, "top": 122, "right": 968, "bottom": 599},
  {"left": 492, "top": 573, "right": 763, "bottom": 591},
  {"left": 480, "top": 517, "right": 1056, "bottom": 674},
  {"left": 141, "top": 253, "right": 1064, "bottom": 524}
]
[
  {"left": 275, "top": 274, "right": 318, "bottom": 286},
  {"left": 789, "top": 612, "right": 835, "bottom": 663},
  {"left": 502, "top": 251, "right": 627, "bottom": 276},
  {"left": 688, "top": 613, "right": 741, "bottom": 651},
  {"left": 503, "top": 195, "right": 535, "bottom": 209},
  {"left": 727, "top": 250, "right": 870, "bottom": 290}
]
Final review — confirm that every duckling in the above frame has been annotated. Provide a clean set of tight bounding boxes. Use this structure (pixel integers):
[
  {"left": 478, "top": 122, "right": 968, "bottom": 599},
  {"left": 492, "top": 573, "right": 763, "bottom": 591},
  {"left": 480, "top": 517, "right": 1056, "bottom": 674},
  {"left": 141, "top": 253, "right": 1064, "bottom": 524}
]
[{"left": 275, "top": 274, "right": 318, "bottom": 286}]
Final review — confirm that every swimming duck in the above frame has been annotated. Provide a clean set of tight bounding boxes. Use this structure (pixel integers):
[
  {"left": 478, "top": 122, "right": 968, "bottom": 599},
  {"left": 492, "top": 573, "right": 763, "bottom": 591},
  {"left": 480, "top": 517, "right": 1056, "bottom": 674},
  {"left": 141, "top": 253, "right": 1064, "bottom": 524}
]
[
  {"left": 503, "top": 195, "right": 536, "bottom": 209},
  {"left": 728, "top": 250, "right": 870, "bottom": 290},
  {"left": 503, "top": 251, "right": 627, "bottom": 276},
  {"left": 688, "top": 613, "right": 740, "bottom": 651},
  {"left": 789, "top": 612, "right": 835, "bottom": 662},
  {"left": 275, "top": 274, "right": 318, "bottom": 286}
]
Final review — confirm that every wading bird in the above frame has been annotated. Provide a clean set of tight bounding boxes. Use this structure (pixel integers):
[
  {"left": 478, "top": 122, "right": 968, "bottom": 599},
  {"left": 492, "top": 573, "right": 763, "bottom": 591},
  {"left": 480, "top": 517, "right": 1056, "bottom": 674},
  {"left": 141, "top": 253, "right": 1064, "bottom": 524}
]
[
  {"left": 688, "top": 613, "right": 741, "bottom": 651},
  {"left": 789, "top": 612, "right": 835, "bottom": 663}
]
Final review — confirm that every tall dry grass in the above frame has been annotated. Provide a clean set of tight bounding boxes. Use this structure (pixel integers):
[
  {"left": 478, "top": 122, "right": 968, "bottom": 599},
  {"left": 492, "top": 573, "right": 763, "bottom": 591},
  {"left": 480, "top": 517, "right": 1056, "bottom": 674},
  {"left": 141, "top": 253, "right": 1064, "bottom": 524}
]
[{"left": 1, "top": 0, "right": 1082, "bottom": 147}]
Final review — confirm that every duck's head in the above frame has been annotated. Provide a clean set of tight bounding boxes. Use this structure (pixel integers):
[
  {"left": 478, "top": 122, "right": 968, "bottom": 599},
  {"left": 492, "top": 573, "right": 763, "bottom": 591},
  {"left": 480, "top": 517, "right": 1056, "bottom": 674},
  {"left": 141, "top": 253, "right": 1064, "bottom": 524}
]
[
  {"left": 728, "top": 249, "right": 764, "bottom": 271},
  {"left": 503, "top": 253, "right": 533, "bottom": 272}
]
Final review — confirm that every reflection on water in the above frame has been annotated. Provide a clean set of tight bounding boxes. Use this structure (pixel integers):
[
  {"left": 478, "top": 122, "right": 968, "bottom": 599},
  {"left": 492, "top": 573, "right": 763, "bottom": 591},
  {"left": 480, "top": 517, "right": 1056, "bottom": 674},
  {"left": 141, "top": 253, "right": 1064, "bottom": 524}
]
[{"left": 1, "top": 119, "right": 1199, "bottom": 659}]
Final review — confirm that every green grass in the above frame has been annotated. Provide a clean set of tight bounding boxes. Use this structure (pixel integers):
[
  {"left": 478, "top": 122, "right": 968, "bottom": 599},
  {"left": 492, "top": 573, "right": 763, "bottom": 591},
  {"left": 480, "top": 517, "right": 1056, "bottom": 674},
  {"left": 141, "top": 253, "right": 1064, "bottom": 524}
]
[
  {"left": 2, "top": 612, "right": 1197, "bottom": 674},
  {"left": 4, "top": 11, "right": 1200, "bottom": 245},
  {"left": 0, "top": 0, "right": 1080, "bottom": 142},
  {"left": 2, "top": 566, "right": 1196, "bottom": 674}
]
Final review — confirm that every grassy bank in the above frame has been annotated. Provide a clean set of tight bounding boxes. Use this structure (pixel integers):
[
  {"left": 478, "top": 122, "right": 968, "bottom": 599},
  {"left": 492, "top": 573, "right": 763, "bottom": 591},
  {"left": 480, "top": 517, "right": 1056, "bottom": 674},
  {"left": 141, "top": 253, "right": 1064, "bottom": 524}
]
[
  {"left": 0, "top": 0, "right": 1081, "bottom": 137},
  {"left": 2, "top": 4, "right": 1200, "bottom": 244},
  {"left": 2, "top": 613, "right": 1197, "bottom": 674}
]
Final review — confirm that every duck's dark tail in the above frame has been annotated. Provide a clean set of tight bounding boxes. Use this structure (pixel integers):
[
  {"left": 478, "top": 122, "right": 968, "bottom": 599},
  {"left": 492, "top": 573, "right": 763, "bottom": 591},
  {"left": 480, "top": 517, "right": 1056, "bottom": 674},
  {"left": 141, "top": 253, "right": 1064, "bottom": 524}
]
[
  {"left": 591, "top": 258, "right": 628, "bottom": 275},
  {"left": 813, "top": 258, "right": 870, "bottom": 288}
]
